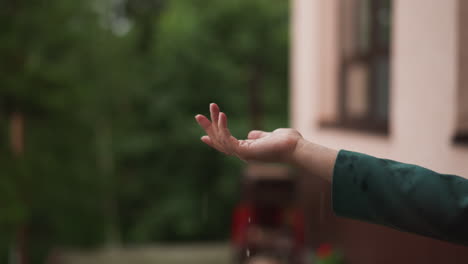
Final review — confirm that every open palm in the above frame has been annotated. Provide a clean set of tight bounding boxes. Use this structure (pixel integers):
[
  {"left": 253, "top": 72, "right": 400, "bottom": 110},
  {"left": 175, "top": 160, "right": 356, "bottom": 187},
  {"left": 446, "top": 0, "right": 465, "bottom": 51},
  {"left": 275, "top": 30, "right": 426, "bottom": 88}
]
[{"left": 195, "top": 103, "right": 303, "bottom": 163}]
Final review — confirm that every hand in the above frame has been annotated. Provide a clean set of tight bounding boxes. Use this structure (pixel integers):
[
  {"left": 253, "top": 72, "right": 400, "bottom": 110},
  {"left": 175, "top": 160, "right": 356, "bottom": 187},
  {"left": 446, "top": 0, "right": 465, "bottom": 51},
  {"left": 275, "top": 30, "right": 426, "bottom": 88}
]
[{"left": 195, "top": 103, "right": 303, "bottom": 163}]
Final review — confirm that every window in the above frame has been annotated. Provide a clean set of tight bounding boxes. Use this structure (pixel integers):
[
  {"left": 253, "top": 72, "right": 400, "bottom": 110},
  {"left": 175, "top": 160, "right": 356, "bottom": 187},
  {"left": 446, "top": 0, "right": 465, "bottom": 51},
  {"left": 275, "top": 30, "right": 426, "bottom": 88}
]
[
  {"left": 454, "top": 0, "right": 468, "bottom": 145},
  {"left": 320, "top": 0, "right": 392, "bottom": 134}
]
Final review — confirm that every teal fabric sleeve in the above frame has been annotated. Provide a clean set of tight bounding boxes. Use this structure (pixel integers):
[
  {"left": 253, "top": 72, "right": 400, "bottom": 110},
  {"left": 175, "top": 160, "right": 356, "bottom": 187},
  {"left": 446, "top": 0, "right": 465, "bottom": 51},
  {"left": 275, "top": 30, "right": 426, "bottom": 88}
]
[{"left": 332, "top": 150, "right": 468, "bottom": 246}]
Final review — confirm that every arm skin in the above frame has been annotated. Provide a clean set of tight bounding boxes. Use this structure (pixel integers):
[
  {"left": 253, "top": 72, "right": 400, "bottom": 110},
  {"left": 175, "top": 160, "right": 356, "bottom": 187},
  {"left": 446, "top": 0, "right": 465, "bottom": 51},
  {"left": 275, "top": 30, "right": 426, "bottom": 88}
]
[
  {"left": 195, "top": 103, "right": 468, "bottom": 246},
  {"left": 292, "top": 138, "right": 338, "bottom": 182}
]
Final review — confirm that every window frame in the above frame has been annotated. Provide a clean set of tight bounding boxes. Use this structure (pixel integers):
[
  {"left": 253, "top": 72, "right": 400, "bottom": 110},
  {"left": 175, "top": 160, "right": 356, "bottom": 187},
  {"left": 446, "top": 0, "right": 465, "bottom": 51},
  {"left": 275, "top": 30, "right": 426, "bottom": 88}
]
[
  {"left": 320, "top": 0, "right": 392, "bottom": 135},
  {"left": 453, "top": 0, "right": 468, "bottom": 146}
]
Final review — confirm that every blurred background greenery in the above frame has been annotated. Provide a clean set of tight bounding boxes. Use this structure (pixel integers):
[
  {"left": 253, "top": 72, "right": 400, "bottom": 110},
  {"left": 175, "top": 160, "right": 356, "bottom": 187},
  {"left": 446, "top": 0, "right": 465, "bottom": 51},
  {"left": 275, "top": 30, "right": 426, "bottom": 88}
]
[{"left": 0, "top": 0, "right": 289, "bottom": 263}]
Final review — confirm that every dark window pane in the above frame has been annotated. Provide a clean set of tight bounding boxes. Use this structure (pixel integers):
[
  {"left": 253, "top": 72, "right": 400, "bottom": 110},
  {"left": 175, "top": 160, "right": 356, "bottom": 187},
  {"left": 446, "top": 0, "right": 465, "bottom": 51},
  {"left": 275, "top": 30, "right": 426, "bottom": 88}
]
[
  {"left": 374, "top": 57, "right": 389, "bottom": 121},
  {"left": 357, "top": 0, "right": 371, "bottom": 53},
  {"left": 342, "top": 0, "right": 359, "bottom": 59},
  {"left": 376, "top": 0, "right": 391, "bottom": 47}
]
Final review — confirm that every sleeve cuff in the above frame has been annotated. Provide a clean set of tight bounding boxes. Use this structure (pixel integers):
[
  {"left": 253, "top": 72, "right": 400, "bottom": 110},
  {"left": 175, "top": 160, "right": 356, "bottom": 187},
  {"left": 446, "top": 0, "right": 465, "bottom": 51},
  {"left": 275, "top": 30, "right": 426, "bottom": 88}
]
[{"left": 332, "top": 150, "right": 375, "bottom": 221}]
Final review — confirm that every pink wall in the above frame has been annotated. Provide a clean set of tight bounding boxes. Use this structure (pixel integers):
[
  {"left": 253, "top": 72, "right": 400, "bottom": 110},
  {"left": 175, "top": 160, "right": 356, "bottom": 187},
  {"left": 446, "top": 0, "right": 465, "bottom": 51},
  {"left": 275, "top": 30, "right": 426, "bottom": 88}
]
[
  {"left": 291, "top": 0, "right": 468, "bottom": 263},
  {"left": 291, "top": 0, "right": 468, "bottom": 177}
]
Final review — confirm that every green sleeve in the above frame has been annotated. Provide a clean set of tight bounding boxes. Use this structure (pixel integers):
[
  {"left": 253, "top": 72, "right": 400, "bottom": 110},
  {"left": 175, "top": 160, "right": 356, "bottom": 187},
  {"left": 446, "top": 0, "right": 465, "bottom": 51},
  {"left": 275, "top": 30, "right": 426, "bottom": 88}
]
[{"left": 332, "top": 150, "right": 468, "bottom": 246}]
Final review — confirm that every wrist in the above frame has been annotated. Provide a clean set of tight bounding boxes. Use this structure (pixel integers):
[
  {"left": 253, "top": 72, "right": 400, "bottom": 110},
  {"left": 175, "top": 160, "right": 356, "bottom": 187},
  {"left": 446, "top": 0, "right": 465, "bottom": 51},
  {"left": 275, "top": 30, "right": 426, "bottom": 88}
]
[
  {"left": 290, "top": 137, "right": 308, "bottom": 166},
  {"left": 289, "top": 137, "right": 338, "bottom": 182}
]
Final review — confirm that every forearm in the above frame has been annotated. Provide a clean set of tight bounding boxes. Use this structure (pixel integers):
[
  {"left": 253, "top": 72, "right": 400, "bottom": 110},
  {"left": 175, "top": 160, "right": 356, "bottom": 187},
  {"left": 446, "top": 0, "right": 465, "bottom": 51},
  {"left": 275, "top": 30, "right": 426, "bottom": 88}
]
[
  {"left": 333, "top": 150, "right": 468, "bottom": 246},
  {"left": 286, "top": 135, "right": 468, "bottom": 246},
  {"left": 291, "top": 138, "right": 338, "bottom": 182}
]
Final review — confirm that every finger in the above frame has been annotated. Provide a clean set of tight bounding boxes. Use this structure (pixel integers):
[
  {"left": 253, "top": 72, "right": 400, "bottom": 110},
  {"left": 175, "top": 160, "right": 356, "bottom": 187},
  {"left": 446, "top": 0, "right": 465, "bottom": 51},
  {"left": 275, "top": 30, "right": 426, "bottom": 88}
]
[
  {"left": 210, "top": 103, "right": 220, "bottom": 127},
  {"left": 218, "top": 112, "right": 227, "bottom": 129},
  {"left": 202, "top": 135, "right": 231, "bottom": 155},
  {"left": 201, "top": 135, "right": 215, "bottom": 148},
  {"left": 218, "top": 112, "right": 231, "bottom": 135},
  {"left": 247, "top": 130, "right": 269, "bottom": 140},
  {"left": 195, "top": 115, "right": 212, "bottom": 131},
  {"left": 217, "top": 113, "right": 239, "bottom": 155}
]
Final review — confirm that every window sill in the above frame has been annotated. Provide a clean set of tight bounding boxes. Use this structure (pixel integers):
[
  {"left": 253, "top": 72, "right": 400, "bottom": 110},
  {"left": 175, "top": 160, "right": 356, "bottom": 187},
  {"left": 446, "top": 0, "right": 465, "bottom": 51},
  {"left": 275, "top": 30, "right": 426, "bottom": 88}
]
[{"left": 453, "top": 133, "right": 468, "bottom": 146}]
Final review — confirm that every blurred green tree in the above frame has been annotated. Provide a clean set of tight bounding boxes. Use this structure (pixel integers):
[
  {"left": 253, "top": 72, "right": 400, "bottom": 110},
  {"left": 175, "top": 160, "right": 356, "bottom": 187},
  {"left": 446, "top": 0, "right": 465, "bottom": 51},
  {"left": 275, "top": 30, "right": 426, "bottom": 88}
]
[{"left": 0, "top": 0, "right": 289, "bottom": 263}]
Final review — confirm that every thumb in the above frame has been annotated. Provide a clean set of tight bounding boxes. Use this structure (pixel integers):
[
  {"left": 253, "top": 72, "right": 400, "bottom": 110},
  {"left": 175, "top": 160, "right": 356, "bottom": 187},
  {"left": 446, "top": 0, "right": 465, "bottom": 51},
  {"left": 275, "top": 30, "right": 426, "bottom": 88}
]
[{"left": 247, "top": 130, "right": 270, "bottom": 140}]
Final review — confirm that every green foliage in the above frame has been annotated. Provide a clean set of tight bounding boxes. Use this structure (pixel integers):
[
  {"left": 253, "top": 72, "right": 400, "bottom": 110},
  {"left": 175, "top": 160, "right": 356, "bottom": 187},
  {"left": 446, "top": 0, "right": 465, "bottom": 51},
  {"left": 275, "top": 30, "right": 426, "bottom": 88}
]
[{"left": 0, "top": 0, "right": 289, "bottom": 262}]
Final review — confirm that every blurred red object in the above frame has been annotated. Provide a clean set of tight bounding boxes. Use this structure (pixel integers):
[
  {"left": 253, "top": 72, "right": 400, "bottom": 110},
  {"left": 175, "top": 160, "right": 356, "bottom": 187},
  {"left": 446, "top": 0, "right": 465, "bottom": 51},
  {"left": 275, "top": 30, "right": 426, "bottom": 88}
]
[
  {"left": 231, "top": 164, "right": 305, "bottom": 264},
  {"left": 231, "top": 202, "right": 305, "bottom": 248},
  {"left": 316, "top": 243, "right": 333, "bottom": 259}
]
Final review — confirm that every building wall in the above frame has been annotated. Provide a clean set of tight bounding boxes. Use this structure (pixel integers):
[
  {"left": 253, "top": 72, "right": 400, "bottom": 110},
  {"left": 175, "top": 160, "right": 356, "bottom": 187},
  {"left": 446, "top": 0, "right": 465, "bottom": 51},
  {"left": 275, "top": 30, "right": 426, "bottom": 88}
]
[
  {"left": 459, "top": 0, "right": 468, "bottom": 133},
  {"left": 291, "top": 0, "right": 468, "bottom": 263},
  {"left": 291, "top": 0, "right": 468, "bottom": 177}
]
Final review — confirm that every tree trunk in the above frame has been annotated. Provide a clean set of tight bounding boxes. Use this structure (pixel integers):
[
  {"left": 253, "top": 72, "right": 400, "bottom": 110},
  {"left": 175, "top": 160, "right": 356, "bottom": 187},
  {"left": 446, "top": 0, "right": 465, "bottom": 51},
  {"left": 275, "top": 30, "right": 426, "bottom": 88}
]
[
  {"left": 9, "top": 112, "right": 28, "bottom": 264},
  {"left": 95, "top": 119, "right": 121, "bottom": 246}
]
